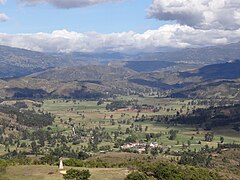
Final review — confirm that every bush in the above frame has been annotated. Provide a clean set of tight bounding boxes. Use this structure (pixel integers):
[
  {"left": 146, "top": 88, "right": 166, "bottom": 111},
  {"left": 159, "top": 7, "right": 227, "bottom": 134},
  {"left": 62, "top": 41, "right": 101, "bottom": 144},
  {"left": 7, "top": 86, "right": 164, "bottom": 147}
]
[
  {"left": 125, "top": 171, "right": 148, "bottom": 180},
  {"left": 63, "top": 168, "right": 91, "bottom": 180}
]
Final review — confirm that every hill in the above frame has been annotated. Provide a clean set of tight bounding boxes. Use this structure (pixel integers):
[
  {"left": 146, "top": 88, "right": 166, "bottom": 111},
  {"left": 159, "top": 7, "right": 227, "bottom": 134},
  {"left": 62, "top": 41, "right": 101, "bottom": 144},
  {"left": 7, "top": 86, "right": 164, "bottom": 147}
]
[
  {"left": 170, "top": 80, "right": 240, "bottom": 99},
  {"left": 33, "top": 65, "right": 136, "bottom": 82},
  {"left": 123, "top": 61, "right": 176, "bottom": 72},
  {"left": 170, "top": 104, "right": 240, "bottom": 130},
  {"left": 0, "top": 45, "right": 99, "bottom": 79},
  {"left": 169, "top": 61, "right": 240, "bottom": 99},
  {"left": 0, "top": 45, "right": 61, "bottom": 78},
  {"left": 132, "top": 42, "right": 240, "bottom": 64},
  {"left": 181, "top": 60, "right": 240, "bottom": 80},
  {"left": 1, "top": 41, "right": 240, "bottom": 79},
  {"left": 124, "top": 61, "right": 240, "bottom": 99}
]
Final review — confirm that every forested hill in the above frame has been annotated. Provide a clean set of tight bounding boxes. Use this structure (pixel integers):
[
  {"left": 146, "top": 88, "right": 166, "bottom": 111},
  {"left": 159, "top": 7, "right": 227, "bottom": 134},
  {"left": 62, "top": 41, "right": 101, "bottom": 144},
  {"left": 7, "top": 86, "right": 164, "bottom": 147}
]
[
  {"left": 0, "top": 105, "right": 54, "bottom": 127},
  {"left": 171, "top": 105, "right": 240, "bottom": 130},
  {"left": 181, "top": 60, "right": 240, "bottom": 80}
]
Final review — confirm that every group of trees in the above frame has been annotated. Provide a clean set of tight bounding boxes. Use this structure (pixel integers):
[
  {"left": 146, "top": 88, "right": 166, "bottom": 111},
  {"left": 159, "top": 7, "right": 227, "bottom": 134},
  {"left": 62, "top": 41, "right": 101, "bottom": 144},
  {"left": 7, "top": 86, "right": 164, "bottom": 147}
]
[
  {"left": 125, "top": 162, "right": 221, "bottom": 180},
  {"left": 179, "top": 152, "right": 213, "bottom": 167},
  {"left": 106, "top": 100, "right": 132, "bottom": 111},
  {"left": 0, "top": 105, "right": 54, "bottom": 127},
  {"left": 170, "top": 104, "right": 240, "bottom": 130},
  {"left": 63, "top": 169, "right": 91, "bottom": 180}
]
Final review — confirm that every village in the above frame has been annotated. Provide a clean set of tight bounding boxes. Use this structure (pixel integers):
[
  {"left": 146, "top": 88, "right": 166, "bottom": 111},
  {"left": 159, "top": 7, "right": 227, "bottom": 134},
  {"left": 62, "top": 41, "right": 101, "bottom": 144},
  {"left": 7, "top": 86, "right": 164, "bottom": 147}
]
[{"left": 120, "top": 142, "right": 170, "bottom": 154}]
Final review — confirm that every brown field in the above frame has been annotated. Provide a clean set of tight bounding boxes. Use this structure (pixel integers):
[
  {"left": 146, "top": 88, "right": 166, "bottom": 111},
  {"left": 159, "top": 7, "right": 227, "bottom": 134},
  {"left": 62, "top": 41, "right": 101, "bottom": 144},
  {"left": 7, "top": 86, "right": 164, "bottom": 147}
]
[{"left": 5, "top": 165, "right": 128, "bottom": 180}]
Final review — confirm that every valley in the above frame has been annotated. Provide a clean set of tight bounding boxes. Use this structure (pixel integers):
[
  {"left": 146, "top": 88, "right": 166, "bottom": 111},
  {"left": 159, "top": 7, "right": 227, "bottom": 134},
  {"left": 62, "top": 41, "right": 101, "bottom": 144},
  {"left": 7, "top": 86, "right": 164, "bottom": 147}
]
[
  {"left": 0, "top": 45, "right": 240, "bottom": 180},
  {"left": 1, "top": 1, "right": 240, "bottom": 179},
  {"left": 0, "top": 95, "right": 239, "bottom": 179}
]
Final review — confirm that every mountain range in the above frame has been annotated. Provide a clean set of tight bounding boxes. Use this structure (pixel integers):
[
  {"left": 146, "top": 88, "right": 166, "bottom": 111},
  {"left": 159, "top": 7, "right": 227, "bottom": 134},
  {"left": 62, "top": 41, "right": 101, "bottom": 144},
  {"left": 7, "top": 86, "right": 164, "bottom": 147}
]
[
  {"left": 1, "top": 42, "right": 240, "bottom": 79},
  {"left": 0, "top": 42, "right": 240, "bottom": 100}
]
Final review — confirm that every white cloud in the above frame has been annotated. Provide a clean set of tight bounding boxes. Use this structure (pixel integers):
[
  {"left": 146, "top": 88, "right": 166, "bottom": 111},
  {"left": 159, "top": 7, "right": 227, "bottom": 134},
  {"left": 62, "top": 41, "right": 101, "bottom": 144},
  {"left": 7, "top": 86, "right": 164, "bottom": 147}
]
[
  {"left": 0, "top": 0, "right": 8, "bottom": 22},
  {"left": 148, "top": 0, "right": 240, "bottom": 30},
  {"left": 1, "top": 0, "right": 239, "bottom": 52},
  {"left": 0, "top": 25, "right": 239, "bottom": 53},
  {"left": 20, "top": 0, "right": 123, "bottom": 8},
  {"left": 0, "top": 13, "right": 8, "bottom": 22}
]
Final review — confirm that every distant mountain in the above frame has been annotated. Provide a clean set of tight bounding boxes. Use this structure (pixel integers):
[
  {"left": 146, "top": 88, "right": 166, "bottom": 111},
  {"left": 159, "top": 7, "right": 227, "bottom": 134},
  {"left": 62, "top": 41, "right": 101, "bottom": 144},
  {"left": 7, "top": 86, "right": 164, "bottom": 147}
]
[
  {"left": 123, "top": 61, "right": 176, "bottom": 72},
  {"left": 169, "top": 61, "right": 240, "bottom": 99},
  {"left": 1, "top": 58, "right": 240, "bottom": 100},
  {"left": 0, "top": 45, "right": 100, "bottom": 79},
  {"left": 59, "top": 51, "right": 127, "bottom": 62},
  {"left": 132, "top": 42, "right": 240, "bottom": 64},
  {"left": 0, "top": 45, "right": 61, "bottom": 78},
  {"left": 170, "top": 80, "right": 240, "bottom": 99},
  {"left": 124, "top": 60, "right": 240, "bottom": 99},
  {"left": 1, "top": 41, "right": 240, "bottom": 79},
  {"left": 181, "top": 60, "right": 240, "bottom": 80},
  {"left": 33, "top": 65, "right": 136, "bottom": 82}
]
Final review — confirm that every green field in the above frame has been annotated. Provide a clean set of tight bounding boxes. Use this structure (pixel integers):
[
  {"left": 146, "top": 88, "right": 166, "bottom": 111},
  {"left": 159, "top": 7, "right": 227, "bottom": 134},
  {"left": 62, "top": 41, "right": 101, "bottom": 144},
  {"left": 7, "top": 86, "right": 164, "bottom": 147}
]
[
  {"left": 38, "top": 97, "right": 240, "bottom": 152},
  {"left": 0, "top": 96, "right": 240, "bottom": 179}
]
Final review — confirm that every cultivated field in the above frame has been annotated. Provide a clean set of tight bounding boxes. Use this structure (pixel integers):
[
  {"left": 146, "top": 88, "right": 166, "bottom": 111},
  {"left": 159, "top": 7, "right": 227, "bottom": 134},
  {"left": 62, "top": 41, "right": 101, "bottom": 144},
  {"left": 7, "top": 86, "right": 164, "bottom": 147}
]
[{"left": 39, "top": 96, "right": 240, "bottom": 152}]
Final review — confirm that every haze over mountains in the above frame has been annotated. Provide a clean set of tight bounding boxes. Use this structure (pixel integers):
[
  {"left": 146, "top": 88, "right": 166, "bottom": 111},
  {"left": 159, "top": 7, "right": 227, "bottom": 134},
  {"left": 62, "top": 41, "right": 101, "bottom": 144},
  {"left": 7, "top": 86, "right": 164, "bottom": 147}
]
[
  {"left": 0, "top": 42, "right": 240, "bottom": 100},
  {"left": 1, "top": 42, "right": 240, "bottom": 79}
]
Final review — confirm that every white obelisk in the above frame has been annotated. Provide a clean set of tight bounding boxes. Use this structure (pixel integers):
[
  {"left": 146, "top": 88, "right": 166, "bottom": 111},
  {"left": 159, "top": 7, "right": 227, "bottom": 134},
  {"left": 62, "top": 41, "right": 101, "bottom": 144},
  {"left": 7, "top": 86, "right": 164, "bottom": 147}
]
[
  {"left": 72, "top": 127, "right": 76, "bottom": 136},
  {"left": 59, "top": 157, "right": 64, "bottom": 170}
]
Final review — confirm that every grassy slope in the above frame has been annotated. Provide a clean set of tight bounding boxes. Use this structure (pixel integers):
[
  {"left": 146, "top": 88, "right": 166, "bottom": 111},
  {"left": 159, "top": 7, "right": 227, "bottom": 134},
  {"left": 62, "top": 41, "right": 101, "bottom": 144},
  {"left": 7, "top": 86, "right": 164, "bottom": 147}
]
[{"left": 5, "top": 165, "right": 127, "bottom": 180}]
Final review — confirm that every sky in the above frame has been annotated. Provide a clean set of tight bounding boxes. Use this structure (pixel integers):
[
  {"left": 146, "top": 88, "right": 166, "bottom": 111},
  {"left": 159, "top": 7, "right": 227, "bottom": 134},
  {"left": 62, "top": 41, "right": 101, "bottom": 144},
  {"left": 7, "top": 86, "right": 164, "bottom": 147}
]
[{"left": 0, "top": 0, "right": 240, "bottom": 53}]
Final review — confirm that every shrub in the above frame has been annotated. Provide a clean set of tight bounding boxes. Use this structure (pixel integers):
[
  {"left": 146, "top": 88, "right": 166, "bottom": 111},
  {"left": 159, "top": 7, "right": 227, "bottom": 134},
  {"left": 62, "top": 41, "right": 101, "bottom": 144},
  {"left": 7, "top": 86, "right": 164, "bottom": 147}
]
[
  {"left": 63, "top": 168, "right": 91, "bottom": 180},
  {"left": 125, "top": 171, "right": 148, "bottom": 180}
]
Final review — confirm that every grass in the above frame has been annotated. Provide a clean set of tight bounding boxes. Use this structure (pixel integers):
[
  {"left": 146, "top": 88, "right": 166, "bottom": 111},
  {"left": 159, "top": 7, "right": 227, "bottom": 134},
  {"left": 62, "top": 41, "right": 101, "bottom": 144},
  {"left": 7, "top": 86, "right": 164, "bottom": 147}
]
[
  {"left": 5, "top": 165, "right": 128, "bottom": 180},
  {"left": 38, "top": 98, "right": 240, "bottom": 152},
  {"left": 2, "top": 97, "right": 238, "bottom": 157},
  {"left": 0, "top": 97, "right": 239, "bottom": 180}
]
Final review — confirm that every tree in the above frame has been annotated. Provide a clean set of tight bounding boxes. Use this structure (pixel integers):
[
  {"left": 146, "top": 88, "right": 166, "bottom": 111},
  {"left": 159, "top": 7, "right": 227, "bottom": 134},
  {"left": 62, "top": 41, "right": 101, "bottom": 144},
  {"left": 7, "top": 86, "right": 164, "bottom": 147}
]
[
  {"left": 63, "top": 169, "right": 91, "bottom": 180},
  {"left": 97, "top": 99, "right": 104, "bottom": 106},
  {"left": 125, "top": 135, "right": 137, "bottom": 143},
  {"left": 31, "top": 141, "right": 38, "bottom": 154},
  {"left": 205, "top": 132, "right": 214, "bottom": 142},
  {"left": 78, "top": 151, "right": 90, "bottom": 160},
  {"left": 169, "top": 130, "right": 177, "bottom": 140},
  {"left": 150, "top": 148, "right": 159, "bottom": 157},
  {"left": 153, "top": 162, "right": 182, "bottom": 179},
  {"left": 125, "top": 127, "right": 130, "bottom": 134},
  {"left": 20, "top": 142, "right": 27, "bottom": 148},
  {"left": 125, "top": 171, "right": 148, "bottom": 180},
  {"left": 220, "top": 136, "right": 224, "bottom": 143}
]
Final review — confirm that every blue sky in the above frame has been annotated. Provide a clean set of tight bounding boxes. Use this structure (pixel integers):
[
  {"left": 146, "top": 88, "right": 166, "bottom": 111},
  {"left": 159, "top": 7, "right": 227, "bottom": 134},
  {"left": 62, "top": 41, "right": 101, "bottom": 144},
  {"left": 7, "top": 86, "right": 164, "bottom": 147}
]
[{"left": 1, "top": 0, "right": 165, "bottom": 34}]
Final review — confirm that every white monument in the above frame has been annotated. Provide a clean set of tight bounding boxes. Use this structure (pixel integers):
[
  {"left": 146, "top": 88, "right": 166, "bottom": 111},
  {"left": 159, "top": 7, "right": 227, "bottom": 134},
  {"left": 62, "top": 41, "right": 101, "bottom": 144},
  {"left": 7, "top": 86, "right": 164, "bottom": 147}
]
[
  {"left": 72, "top": 127, "right": 76, "bottom": 136},
  {"left": 59, "top": 157, "right": 64, "bottom": 170}
]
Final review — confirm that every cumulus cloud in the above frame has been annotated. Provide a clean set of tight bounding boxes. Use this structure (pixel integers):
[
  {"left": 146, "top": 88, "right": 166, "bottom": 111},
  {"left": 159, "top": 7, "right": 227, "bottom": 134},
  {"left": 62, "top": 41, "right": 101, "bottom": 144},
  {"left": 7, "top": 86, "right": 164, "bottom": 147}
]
[
  {"left": 148, "top": 0, "right": 240, "bottom": 30},
  {"left": 0, "top": 13, "right": 8, "bottom": 22},
  {"left": 19, "top": 0, "right": 123, "bottom": 8},
  {"left": 1, "top": 0, "right": 239, "bottom": 52},
  {"left": 0, "top": 25, "right": 239, "bottom": 53},
  {"left": 0, "top": 0, "right": 8, "bottom": 22}
]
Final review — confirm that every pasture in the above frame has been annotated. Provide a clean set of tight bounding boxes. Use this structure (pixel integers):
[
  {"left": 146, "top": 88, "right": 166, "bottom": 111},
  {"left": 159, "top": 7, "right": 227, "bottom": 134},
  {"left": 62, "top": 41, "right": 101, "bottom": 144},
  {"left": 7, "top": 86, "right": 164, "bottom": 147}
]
[{"left": 39, "top": 96, "right": 240, "bottom": 152}]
